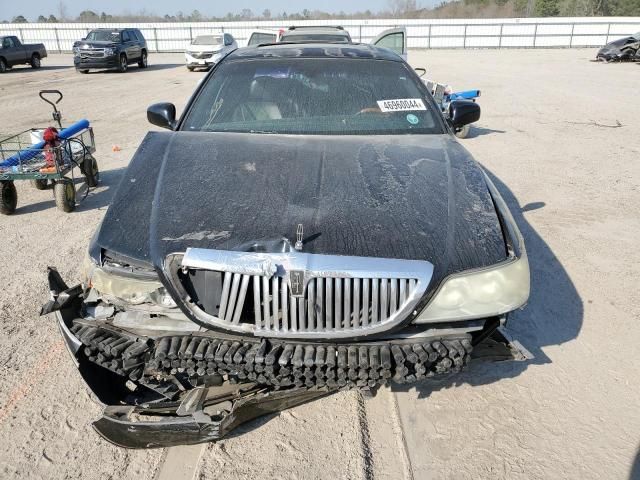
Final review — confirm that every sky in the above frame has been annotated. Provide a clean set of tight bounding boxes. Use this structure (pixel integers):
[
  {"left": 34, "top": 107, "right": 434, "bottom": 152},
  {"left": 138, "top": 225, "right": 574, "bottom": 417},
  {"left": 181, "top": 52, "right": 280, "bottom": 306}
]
[{"left": 1, "top": 0, "right": 399, "bottom": 21}]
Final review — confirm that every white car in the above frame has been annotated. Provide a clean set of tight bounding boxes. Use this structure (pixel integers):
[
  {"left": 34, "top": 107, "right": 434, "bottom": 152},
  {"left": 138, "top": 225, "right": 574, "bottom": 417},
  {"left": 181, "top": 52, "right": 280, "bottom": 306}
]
[{"left": 185, "top": 34, "right": 237, "bottom": 71}]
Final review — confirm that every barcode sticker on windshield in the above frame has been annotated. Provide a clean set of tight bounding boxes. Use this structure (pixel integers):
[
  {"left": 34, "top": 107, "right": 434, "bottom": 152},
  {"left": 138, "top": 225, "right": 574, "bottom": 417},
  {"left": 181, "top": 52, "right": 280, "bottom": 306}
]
[{"left": 377, "top": 98, "right": 426, "bottom": 112}]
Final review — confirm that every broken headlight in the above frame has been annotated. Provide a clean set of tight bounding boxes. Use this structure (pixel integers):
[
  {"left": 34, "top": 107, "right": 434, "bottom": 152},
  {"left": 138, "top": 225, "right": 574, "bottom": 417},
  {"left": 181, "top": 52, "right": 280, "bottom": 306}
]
[{"left": 82, "top": 252, "right": 177, "bottom": 309}]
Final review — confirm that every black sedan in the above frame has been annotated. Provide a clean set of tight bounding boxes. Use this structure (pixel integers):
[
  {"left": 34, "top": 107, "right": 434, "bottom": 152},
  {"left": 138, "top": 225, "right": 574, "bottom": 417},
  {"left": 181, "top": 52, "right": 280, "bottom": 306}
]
[
  {"left": 44, "top": 43, "right": 530, "bottom": 447},
  {"left": 596, "top": 32, "right": 640, "bottom": 62}
]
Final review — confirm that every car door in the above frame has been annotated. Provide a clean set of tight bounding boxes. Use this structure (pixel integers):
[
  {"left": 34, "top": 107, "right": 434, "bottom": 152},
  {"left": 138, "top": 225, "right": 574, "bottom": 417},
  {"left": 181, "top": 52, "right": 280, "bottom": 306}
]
[
  {"left": 2, "top": 37, "right": 23, "bottom": 65},
  {"left": 121, "top": 30, "right": 139, "bottom": 61},
  {"left": 371, "top": 27, "right": 407, "bottom": 61}
]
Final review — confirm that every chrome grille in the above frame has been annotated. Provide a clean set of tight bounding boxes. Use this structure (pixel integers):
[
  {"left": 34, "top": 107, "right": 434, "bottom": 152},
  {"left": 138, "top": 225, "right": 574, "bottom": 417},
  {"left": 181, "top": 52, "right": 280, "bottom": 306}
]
[
  {"left": 80, "top": 48, "right": 105, "bottom": 58},
  {"left": 189, "top": 52, "right": 213, "bottom": 59},
  {"left": 167, "top": 248, "right": 433, "bottom": 339},
  {"left": 253, "top": 276, "right": 420, "bottom": 335}
]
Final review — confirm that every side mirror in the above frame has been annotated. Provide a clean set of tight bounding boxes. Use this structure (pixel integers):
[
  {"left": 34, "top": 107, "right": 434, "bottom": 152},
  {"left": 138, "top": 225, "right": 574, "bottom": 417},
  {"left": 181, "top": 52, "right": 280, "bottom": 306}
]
[
  {"left": 449, "top": 100, "right": 480, "bottom": 128},
  {"left": 147, "top": 102, "right": 177, "bottom": 130}
]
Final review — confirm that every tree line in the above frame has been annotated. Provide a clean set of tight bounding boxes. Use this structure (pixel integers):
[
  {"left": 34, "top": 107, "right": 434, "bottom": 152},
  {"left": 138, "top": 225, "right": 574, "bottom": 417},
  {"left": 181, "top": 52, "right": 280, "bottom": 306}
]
[{"left": 4, "top": 0, "right": 639, "bottom": 24}]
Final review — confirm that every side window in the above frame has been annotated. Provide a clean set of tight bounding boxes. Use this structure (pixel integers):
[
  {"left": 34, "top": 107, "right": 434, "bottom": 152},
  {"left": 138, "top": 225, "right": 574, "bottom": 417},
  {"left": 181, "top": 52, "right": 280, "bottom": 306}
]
[
  {"left": 3, "top": 37, "right": 15, "bottom": 48},
  {"left": 122, "top": 31, "right": 131, "bottom": 42},
  {"left": 224, "top": 34, "right": 234, "bottom": 46},
  {"left": 375, "top": 33, "right": 404, "bottom": 56},
  {"left": 134, "top": 30, "right": 145, "bottom": 42}
]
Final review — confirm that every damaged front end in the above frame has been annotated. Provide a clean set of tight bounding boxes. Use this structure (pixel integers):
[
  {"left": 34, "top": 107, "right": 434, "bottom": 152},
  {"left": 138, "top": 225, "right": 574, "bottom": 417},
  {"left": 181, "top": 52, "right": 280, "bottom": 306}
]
[{"left": 43, "top": 256, "right": 531, "bottom": 448}]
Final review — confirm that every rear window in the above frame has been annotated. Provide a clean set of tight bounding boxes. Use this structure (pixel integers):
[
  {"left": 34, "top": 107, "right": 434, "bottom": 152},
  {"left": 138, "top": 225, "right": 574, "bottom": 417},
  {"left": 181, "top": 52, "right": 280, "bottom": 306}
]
[
  {"left": 248, "top": 33, "right": 277, "bottom": 45},
  {"left": 182, "top": 58, "right": 442, "bottom": 136},
  {"left": 280, "top": 33, "right": 350, "bottom": 43},
  {"left": 193, "top": 35, "right": 223, "bottom": 46}
]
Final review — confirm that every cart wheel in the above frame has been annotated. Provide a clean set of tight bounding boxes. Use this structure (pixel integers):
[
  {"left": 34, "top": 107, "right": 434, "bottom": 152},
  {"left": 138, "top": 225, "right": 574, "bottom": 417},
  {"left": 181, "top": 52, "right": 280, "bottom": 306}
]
[
  {"left": 84, "top": 156, "right": 100, "bottom": 188},
  {"left": 31, "top": 178, "right": 48, "bottom": 190},
  {"left": 455, "top": 124, "right": 471, "bottom": 139},
  {"left": 0, "top": 181, "right": 17, "bottom": 215},
  {"left": 54, "top": 179, "right": 76, "bottom": 213}
]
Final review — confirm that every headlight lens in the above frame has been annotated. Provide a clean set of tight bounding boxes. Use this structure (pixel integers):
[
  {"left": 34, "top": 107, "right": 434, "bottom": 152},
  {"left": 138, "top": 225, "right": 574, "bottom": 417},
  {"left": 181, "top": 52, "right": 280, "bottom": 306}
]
[
  {"left": 104, "top": 48, "right": 115, "bottom": 56},
  {"left": 414, "top": 254, "right": 530, "bottom": 323},
  {"left": 72, "top": 46, "right": 79, "bottom": 54},
  {"left": 83, "top": 253, "right": 177, "bottom": 309}
]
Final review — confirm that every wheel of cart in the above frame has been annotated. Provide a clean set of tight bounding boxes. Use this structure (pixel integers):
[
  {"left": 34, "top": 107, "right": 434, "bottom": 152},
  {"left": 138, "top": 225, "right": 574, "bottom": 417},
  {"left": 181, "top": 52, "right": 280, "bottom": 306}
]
[{"left": 0, "top": 90, "right": 99, "bottom": 215}]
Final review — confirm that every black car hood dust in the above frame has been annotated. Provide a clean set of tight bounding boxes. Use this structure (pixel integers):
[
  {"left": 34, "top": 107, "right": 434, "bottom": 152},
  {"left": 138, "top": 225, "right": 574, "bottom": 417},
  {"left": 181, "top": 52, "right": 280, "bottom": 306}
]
[{"left": 94, "top": 132, "right": 507, "bottom": 290}]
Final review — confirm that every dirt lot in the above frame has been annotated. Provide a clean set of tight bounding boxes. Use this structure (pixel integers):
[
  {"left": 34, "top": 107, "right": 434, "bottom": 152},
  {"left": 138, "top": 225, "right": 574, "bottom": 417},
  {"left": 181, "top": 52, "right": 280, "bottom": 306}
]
[{"left": 0, "top": 49, "right": 638, "bottom": 480}]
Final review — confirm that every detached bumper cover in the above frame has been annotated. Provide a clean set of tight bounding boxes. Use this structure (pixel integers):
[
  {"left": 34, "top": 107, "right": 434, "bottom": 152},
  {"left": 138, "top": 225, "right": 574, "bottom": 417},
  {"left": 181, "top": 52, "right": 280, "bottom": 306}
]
[{"left": 45, "top": 267, "right": 532, "bottom": 448}]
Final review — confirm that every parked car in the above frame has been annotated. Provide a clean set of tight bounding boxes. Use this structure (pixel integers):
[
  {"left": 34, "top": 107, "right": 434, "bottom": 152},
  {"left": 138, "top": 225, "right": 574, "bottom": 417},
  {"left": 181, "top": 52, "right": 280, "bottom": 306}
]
[
  {"left": 73, "top": 28, "right": 148, "bottom": 73},
  {"left": 277, "top": 26, "right": 408, "bottom": 61},
  {"left": 246, "top": 29, "right": 281, "bottom": 46},
  {"left": 0, "top": 36, "right": 47, "bottom": 73},
  {"left": 185, "top": 33, "right": 237, "bottom": 71},
  {"left": 596, "top": 32, "right": 640, "bottom": 62},
  {"left": 45, "top": 42, "right": 530, "bottom": 447}
]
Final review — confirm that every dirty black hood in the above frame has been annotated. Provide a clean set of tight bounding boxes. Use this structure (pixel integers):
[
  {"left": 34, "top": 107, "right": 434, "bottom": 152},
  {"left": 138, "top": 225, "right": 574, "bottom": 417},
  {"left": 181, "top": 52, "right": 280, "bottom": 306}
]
[{"left": 94, "top": 132, "right": 507, "bottom": 290}]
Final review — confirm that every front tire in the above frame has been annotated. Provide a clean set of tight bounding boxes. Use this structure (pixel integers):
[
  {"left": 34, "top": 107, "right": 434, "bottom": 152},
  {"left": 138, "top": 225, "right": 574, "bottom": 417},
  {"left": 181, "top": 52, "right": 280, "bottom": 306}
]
[
  {"left": 117, "top": 54, "right": 128, "bottom": 73},
  {"left": 138, "top": 50, "right": 148, "bottom": 68},
  {"left": 0, "top": 181, "right": 17, "bottom": 215},
  {"left": 78, "top": 69, "right": 89, "bottom": 74},
  {"left": 187, "top": 66, "right": 195, "bottom": 71},
  {"left": 0, "top": 58, "right": 7, "bottom": 74},
  {"left": 31, "top": 178, "right": 48, "bottom": 190},
  {"left": 30, "top": 54, "right": 41, "bottom": 69},
  {"left": 54, "top": 179, "right": 76, "bottom": 213}
]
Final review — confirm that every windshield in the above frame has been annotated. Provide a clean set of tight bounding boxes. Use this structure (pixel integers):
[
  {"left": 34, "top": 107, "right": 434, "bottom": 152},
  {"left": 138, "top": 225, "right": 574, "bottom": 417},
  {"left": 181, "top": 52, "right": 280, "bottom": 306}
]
[
  {"left": 281, "top": 33, "right": 350, "bottom": 43},
  {"left": 86, "top": 30, "right": 121, "bottom": 42},
  {"left": 193, "top": 35, "right": 223, "bottom": 46},
  {"left": 182, "top": 58, "right": 443, "bottom": 135}
]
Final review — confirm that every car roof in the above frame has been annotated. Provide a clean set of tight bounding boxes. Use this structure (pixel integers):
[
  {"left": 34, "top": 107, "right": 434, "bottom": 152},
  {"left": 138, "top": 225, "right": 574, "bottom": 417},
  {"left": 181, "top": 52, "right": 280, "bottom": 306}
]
[
  {"left": 227, "top": 43, "right": 402, "bottom": 62},
  {"left": 282, "top": 27, "right": 349, "bottom": 36}
]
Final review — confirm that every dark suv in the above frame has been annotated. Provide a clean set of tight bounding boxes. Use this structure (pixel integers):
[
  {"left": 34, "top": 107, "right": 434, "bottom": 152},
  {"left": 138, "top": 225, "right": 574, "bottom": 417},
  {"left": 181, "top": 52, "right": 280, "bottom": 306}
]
[{"left": 73, "top": 28, "right": 148, "bottom": 73}]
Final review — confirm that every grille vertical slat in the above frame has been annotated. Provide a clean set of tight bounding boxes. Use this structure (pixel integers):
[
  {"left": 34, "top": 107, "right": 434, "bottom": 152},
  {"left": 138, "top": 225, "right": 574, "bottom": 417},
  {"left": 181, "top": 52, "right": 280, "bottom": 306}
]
[
  {"left": 307, "top": 280, "right": 315, "bottom": 330},
  {"left": 371, "top": 279, "right": 379, "bottom": 325},
  {"left": 290, "top": 290, "right": 298, "bottom": 332},
  {"left": 218, "top": 272, "right": 232, "bottom": 320},
  {"left": 353, "top": 278, "right": 361, "bottom": 328},
  {"left": 253, "top": 276, "right": 262, "bottom": 329},
  {"left": 316, "top": 279, "right": 324, "bottom": 331},
  {"left": 344, "top": 278, "right": 351, "bottom": 328},
  {"left": 380, "top": 279, "right": 388, "bottom": 321},
  {"left": 272, "top": 276, "right": 280, "bottom": 331},
  {"left": 298, "top": 297, "right": 305, "bottom": 331},
  {"left": 326, "top": 278, "right": 333, "bottom": 330},
  {"left": 226, "top": 273, "right": 242, "bottom": 322},
  {"left": 231, "top": 275, "right": 250, "bottom": 324},
  {"left": 390, "top": 279, "right": 398, "bottom": 314},
  {"left": 262, "top": 276, "right": 271, "bottom": 330},
  {"left": 335, "top": 278, "right": 342, "bottom": 330},
  {"left": 361, "top": 278, "right": 369, "bottom": 327},
  {"left": 281, "top": 279, "right": 289, "bottom": 332},
  {"left": 399, "top": 279, "right": 406, "bottom": 306}
]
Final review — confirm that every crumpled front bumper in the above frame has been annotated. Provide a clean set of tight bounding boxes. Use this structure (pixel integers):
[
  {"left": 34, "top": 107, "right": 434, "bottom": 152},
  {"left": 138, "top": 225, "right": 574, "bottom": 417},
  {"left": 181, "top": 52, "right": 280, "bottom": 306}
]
[{"left": 44, "top": 267, "right": 532, "bottom": 448}]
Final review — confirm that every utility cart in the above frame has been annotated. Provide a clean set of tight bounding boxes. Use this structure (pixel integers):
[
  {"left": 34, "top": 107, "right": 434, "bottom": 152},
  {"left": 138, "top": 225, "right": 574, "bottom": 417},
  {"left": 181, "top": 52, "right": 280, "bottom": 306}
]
[{"left": 0, "top": 90, "right": 99, "bottom": 214}]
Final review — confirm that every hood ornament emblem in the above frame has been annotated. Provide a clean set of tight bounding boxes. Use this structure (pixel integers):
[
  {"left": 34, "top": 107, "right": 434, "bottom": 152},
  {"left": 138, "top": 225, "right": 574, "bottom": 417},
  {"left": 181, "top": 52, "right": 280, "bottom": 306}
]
[{"left": 294, "top": 224, "right": 304, "bottom": 251}]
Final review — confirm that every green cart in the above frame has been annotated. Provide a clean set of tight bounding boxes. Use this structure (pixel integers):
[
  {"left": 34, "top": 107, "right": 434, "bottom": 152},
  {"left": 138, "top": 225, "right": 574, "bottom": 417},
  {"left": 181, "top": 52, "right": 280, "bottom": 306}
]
[{"left": 0, "top": 90, "right": 99, "bottom": 214}]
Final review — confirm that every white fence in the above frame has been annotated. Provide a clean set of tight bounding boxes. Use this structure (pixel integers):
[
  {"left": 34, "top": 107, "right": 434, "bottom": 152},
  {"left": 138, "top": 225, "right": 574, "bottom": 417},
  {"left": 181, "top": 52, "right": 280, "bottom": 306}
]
[{"left": 1, "top": 17, "right": 639, "bottom": 52}]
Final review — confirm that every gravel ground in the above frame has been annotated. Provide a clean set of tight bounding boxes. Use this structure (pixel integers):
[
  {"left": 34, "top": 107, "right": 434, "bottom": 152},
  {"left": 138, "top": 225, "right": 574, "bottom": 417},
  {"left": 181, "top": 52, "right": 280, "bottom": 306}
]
[{"left": 0, "top": 49, "right": 638, "bottom": 480}]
